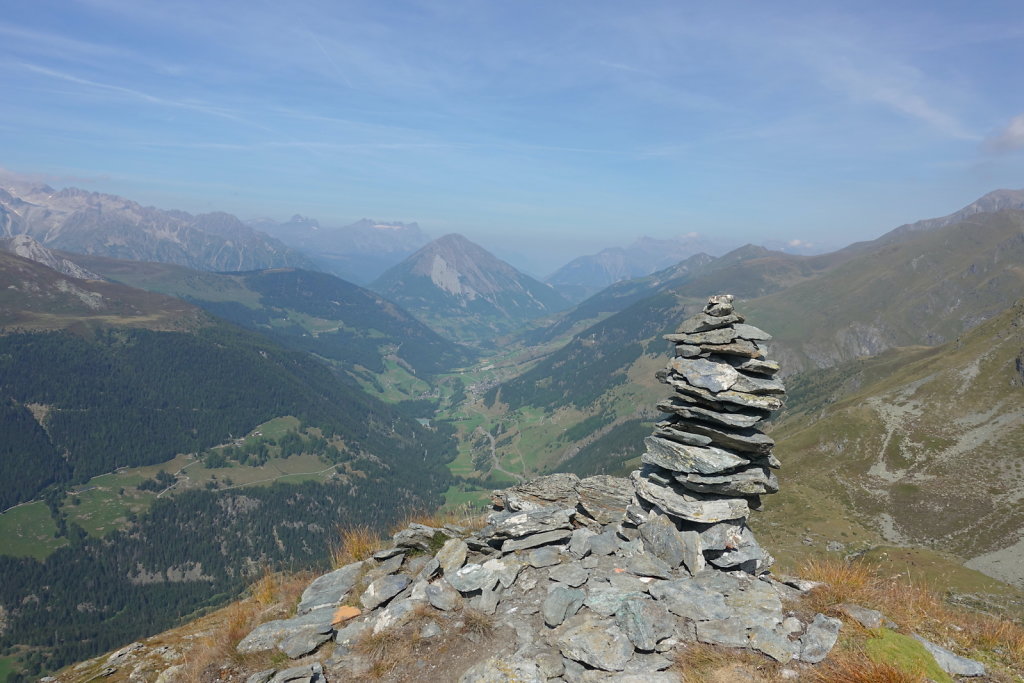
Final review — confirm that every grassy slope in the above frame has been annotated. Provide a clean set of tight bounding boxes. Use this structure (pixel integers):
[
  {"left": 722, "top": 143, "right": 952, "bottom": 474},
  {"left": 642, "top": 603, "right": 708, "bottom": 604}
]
[{"left": 760, "top": 299, "right": 1024, "bottom": 587}]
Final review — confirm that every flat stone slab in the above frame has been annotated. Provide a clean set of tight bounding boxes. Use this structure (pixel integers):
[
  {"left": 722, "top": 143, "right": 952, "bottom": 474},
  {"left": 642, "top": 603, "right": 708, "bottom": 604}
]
[
  {"left": 615, "top": 597, "right": 674, "bottom": 651},
  {"left": 360, "top": 574, "right": 411, "bottom": 611},
  {"left": 492, "top": 473, "right": 580, "bottom": 512},
  {"left": 655, "top": 398, "right": 768, "bottom": 429},
  {"left": 543, "top": 585, "right": 586, "bottom": 626},
  {"left": 642, "top": 436, "right": 748, "bottom": 476},
  {"left": 649, "top": 579, "right": 731, "bottom": 621},
  {"left": 237, "top": 607, "right": 336, "bottom": 654},
  {"left": 557, "top": 619, "right": 635, "bottom": 672},
  {"left": 632, "top": 470, "right": 749, "bottom": 524},
  {"left": 295, "top": 561, "right": 364, "bottom": 614},
  {"left": 668, "top": 357, "right": 740, "bottom": 393},
  {"left": 577, "top": 475, "right": 634, "bottom": 525},
  {"left": 549, "top": 563, "right": 590, "bottom": 587},
  {"left": 798, "top": 614, "right": 842, "bottom": 664},
  {"left": 492, "top": 506, "right": 574, "bottom": 539},
  {"left": 912, "top": 633, "right": 986, "bottom": 677},
  {"left": 677, "top": 466, "right": 778, "bottom": 496},
  {"left": 501, "top": 528, "right": 573, "bottom": 553}
]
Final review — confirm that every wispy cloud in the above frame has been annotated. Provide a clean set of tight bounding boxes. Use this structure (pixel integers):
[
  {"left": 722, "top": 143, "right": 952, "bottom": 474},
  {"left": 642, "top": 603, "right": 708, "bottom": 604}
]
[
  {"left": 985, "top": 114, "right": 1024, "bottom": 152},
  {"left": 18, "top": 62, "right": 251, "bottom": 124}
]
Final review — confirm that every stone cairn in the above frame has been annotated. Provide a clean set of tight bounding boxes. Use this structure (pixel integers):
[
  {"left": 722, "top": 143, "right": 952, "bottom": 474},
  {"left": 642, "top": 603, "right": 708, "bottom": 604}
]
[
  {"left": 632, "top": 293, "right": 784, "bottom": 576},
  {"left": 231, "top": 295, "right": 845, "bottom": 682}
]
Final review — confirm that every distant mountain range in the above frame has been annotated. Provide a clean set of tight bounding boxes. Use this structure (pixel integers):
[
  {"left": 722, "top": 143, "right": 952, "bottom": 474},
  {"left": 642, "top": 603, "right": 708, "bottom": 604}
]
[
  {"left": 249, "top": 215, "right": 431, "bottom": 284},
  {"left": 0, "top": 178, "right": 314, "bottom": 272},
  {"left": 545, "top": 234, "right": 722, "bottom": 303},
  {"left": 73, "top": 253, "right": 475, "bottom": 381},
  {"left": 371, "top": 233, "right": 570, "bottom": 343}
]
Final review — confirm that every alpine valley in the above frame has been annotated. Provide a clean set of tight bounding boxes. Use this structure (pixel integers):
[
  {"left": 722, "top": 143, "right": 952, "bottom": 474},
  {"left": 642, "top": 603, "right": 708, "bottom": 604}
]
[{"left": 1, "top": 176, "right": 1024, "bottom": 680}]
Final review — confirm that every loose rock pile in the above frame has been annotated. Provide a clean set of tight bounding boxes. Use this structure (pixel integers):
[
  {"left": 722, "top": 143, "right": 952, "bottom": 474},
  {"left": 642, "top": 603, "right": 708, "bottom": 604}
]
[
  {"left": 232, "top": 295, "right": 850, "bottom": 682},
  {"left": 633, "top": 292, "right": 784, "bottom": 576}
]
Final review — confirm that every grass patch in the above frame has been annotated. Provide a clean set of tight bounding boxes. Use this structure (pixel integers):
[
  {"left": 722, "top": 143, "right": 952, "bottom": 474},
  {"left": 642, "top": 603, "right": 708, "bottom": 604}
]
[
  {"left": 863, "top": 629, "right": 951, "bottom": 682},
  {"left": 0, "top": 501, "right": 67, "bottom": 559},
  {"left": 331, "top": 526, "right": 386, "bottom": 569},
  {"left": 0, "top": 655, "right": 17, "bottom": 682}
]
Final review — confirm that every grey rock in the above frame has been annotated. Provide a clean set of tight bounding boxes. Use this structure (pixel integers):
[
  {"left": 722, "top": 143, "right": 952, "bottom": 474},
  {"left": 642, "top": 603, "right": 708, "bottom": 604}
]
[
  {"left": 359, "top": 573, "right": 411, "bottom": 611},
  {"left": 641, "top": 435, "right": 747, "bottom": 475},
  {"left": 569, "top": 527, "right": 596, "bottom": 557},
  {"left": 483, "top": 556, "right": 525, "bottom": 588},
  {"left": 798, "top": 614, "right": 842, "bottom": 664},
  {"left": 615, "top": 597, "right": 674, "bottom": 651},
  {"left": 492, "top": 506, "right": 574, "bottom": 539},
  {"left": 650, "top": 425, "right": 714, "bottom": 448},
  {"left": 664, "top": 328, "right": 739, "bottom": 346},
  {"left": 584, "top": 588, "right": 647, "bottom": 618},
  {"left": 676, "top": 420, "right": 774, "bottom": 456},
  {"left": 677, "top": 312, "right": 744, "bottom": 334},
  {"left": 415, "top": 557, "right": 441, "bottom": 582},
  {"left": 543, "top": 585, "right": 586, "bottom": 626},
  {"left": 837, "top": 603, "right": 885, "bottom": 629},
  {"left": 698, "top": 339, "right": 763, "bottom": 358},
  {"left": 425, "top": 580, "right": 461, "bottom": 611},
  {"left": 393, "top": 523, "right": 451, "bottom": 551},
  {"left": 749, "top": 624, "right": 797, "bottom": 663},
  {"left": 420, "top": 620, "right": 442, "bottom": 638},
  {"left": 668, "top": 356, "right": 740, "bottom": 393},
  {"left": 675, "top": 343, "right": 703, "bottom": 357},
  {"left": 365, "top": 553, "right": 404, "bottom": 581},
  {"left": 638, "top": 512, "right": 687, "bottom": 569},
  {"left": 663, "top": 373, "right": 783, "bottom": 412},
  {"left": 695, "top": 618, "right": 750, "bottom": 648},
  {"left": 557, "top": 620, "right": 635, "bottom": 672},
  {"left": 577, "top": 475, "right": 634, "bottom": 525},
  {"left": 704, "top": 294, "right": 734, "bottom": 315},
  {"left": 459, "top": 657, "right": 545, "bottom": 683},
  {"left": 733, "top": 323, "right": 772, "bottom": 341},
  {"left": 581, "top": 555, "right": 600, "bottom": 569},
  {"left": 650, "top": 579, "right": 731, "bottom": 621},
  {"left": 246, "top": 671, "right": 275, "bottom": 683},
  {"left": 473, "top": 584, "right": 503, "bottom": 614},
  {"left": 237, "top": 607, "right": 335, "bottom": 654},
  {"left": 492, "top": 473, "right": 581, "bottom": 512},
  {"left": 632, "top": 470, "right": 749, "bottom": 523},
  {"left": 730, "top": 372, "right": 785, "bottom": 396},
  {"left": 589, "top": 528, "right": 620, "bottom": 556},
  {"left": 371, "top": 596, "right": 422, "bottom": 634},
  {"left": 549, "top": 563, "right": 590, "bottom": 587},
  {"left": 722, "top": 355, "right": 780, "bottom": 376},
  {"left": 622, "top": 652, "right": 674, "bottom": 673},
  {"left": 536, "top": 649, "right": 565, "bottom": 679},
  {"left": 269, "top": 663, "right": 321, "bottom": 683},
  {"left": 679, "top": 467, "right": 778, "bottom": 497},
  {"left": 436, "top": 538, "right": 469, "bottom": 576},
  {"left": 626, "top": 552, "right": 673, "bottom": 579},
  {"left": 371, "top": 546, "right": 405, "bottom": 561},
  {"left": 448, "top": 563, "right": 497, "bottom": 593},
  {"left": 501, "top": 528, "right": 573, "bottom": 553},
  {"left": 912, "top": 633, "right": 986, "bottom": 677},
  {"left": 657, "top": 398, "right": 767, "bottom": 429},
  {"left": 334, "top": 619, "right": 369, "bottom": 648},
  {"left": 528, "top": 546, "right": 563, "bottom": 567},
  {"left": 698, "top": 520, "right": 745, "bottom": 551},
  {"left": 278, "top": 629, "right": 331, "bottom": 659}
]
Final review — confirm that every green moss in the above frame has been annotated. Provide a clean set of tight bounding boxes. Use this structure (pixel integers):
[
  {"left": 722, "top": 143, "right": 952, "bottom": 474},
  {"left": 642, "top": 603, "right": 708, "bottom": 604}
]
[{"left": 864, "top": 629, "right": 952, "bottom": 683}]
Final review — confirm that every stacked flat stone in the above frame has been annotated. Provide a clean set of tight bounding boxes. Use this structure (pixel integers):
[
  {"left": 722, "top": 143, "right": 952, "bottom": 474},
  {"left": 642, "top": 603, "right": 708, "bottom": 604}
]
[{"left": 628, "top": 293, "right": 784, "bottom": 575}]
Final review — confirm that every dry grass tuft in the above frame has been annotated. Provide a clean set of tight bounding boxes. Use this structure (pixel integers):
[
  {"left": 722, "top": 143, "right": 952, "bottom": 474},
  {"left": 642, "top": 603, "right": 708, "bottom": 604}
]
[
  {"left": 177, "top": 601, "right": 260, "bottom": 682},
  {"left": 798, "top": 558, "right": 945, "bottom": 631},
  {"left": 812, "top": 650, "right": 928, "bottom": 683},
  {"left": 396, "top": 503, "right": 488, "bottom": 534},
  {"left": 331, "top": 525, "right": 386, "bottom": 569},
  {"left": 673, "top": 642, "right": 781, "bottom": 682},
  {"left": 460, "top": 608, "right": 495, "bottom": 639}
]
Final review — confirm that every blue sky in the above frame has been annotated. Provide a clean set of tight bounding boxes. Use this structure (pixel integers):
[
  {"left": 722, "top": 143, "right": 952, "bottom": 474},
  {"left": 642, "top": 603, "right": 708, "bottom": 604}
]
[{"left": 2, "top": 1, "right": 1024, "bottom": 274}]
